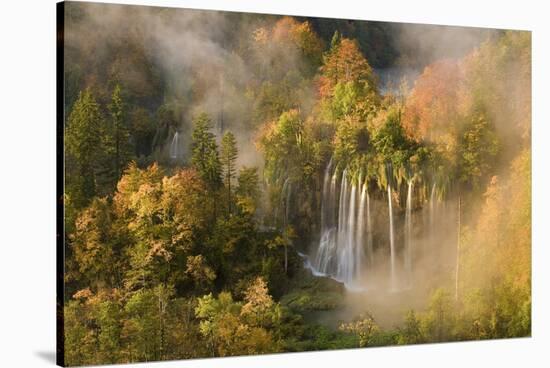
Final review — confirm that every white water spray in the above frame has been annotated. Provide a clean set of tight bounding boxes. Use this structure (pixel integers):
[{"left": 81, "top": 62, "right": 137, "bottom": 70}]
[
  {"left": 405, "top": 180, "right": 413, "bottom": 282},
  {"left": 170, "top": 131, "right": 179, "bottom": 159},
  {"left": 388, "top": 184, "right": 396, "bottom": 289}
]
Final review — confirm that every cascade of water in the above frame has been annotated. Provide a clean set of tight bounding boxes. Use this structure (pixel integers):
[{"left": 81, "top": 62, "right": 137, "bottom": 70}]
[
  {"left": 313, "top": 162, "right": 337, "bottom": 274},
  {"left": 405, "top": 180, "right": 413, "bottom": 281},
  {"left": 366, "top": 188, "right": 373, "bottom": 266},
  {"left": 356, "top": 176, "right": 366, "bottom": 280},
  {"left": 388, "top": 184, "right": 396, "bottom": 289},
  {"left": 337, "top": 170, "right": 348, "bottom": 257},
  {"left": 330, "top": 172, "right": 337, "bottom": 226},
  {"left": 311, "top": 164, "right": 369, "bottom": 288},
  {"left": 280, "top": 178, "right": 291, "bottom": 226},
  {"left": 340, "top": 180, "right": 357, "bottom": 282},
  {"left": 429, "top": 183, "right": 436, "bottom": 235},
  {"left": 170, "top": 132, "right": 179, "bottom": 159},
  {"left": 320, "top": 158, "right": 333, "bottom": 231}
]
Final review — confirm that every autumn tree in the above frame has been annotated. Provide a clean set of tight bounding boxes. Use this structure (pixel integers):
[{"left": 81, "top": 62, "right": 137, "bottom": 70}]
[
  {"left": 319, "top": 38, "right": 378, "bottom": 100},
  {"left": 402, "top": 60, "right": 462, "bottom": 143},
  {"left": 70, "top": 198, "right": 117, "bottom": 290},
  {"left": 113, "top": 164, "right": 208, "bottom": 290},
  {"left": 339, "top": 312, "right": 379, "bottom": 347}
]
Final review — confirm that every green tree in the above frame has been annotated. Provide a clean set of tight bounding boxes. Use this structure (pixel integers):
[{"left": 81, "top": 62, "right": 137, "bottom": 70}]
[
  {"left": 107, "top": 84, "right": 134, "bottom": 184},
  {"left": 195, "top": 288, "right": 279, "bottom": 357},
  {"left": 97, "top": 297, "right": 123, "bottom": 363},
  {"left": 122, "top": 289, "right": 159, "bottom": 362},
  {"left": 65, "top": 89, "right": 103, "bottom": 208},
  {"left": 422, "top": 288, "right": 456, "bottom": 342},
  {"left": 236, "top": 167, "right": 260, "bottom": 214},
  {"left": 397, "top": 310, "right": 424, "bottom": 345},
  {"left": 220, "top": 131, "right": 238, "bottom": 216},
  {"left": 458, "top": 109, "right": 500, "bottom": 190},
  {"left": 64, "top": 299, "right": 96, "bottom": 366},
  {"left": 191, "top": 113, "right": 222, "bottom": 192}
]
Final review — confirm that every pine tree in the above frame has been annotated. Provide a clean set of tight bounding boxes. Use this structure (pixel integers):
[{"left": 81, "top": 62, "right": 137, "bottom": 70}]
[
  {"left": 107, "top": 84, "right": 134, "bottom": 184},
  {"left": 191, "top": 113, "right": 222, "bottom": 192},
  {"left": 220, "top": 131, "right": 238, "bottom": 216},
  {"left": 65, "top": 88, "right": 103, "bottom": 208}
]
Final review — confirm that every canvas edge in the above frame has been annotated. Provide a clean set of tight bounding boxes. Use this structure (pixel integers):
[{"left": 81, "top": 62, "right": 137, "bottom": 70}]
[{"left": 56, "top": 1, "right": 66, "bottom": 367}]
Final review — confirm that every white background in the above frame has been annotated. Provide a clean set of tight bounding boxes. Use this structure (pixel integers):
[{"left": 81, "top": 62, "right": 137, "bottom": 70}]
[{"left": 0, "top": 0, "right": 548, "bottom": 367}]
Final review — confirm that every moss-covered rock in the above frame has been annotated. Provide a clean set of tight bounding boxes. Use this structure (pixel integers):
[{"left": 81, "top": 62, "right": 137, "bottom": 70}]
[{"left": 281, "top": 268, "right": 345, "bottom": 312}]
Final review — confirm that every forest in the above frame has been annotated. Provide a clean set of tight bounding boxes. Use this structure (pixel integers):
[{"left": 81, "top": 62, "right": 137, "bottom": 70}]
[{"left": 61, "top": 3, "right": 531, "bottom": 366}]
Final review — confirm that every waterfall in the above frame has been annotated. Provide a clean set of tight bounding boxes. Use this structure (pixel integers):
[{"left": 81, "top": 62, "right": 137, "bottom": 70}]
[
  {"left": 405, "top": 180, "right": 413, "bottom": 282},
  {"left": 337, "top": 170, "right": 348, "bottom": 256},
  {"left": 429, "top": 183, "right": 436, "bottom": 234},
  {"left": 170, "top": 131, "right": 179, "bottom": 159},
  {"left": 320, "top": 158, "right": 333, "bottom": 231},
  {"left": 314, "top": 162, "right": 336, "bottom": 273},
  {"left": 281, "top": 178, "right": 291, "bottom": 226},
  {"left": 388, "top": 184, "right": 396, "bottom": 289},
  {"left": 312, "top": 164, "right": 366, "bottom": 288},
  {"left": 366, "top": 188, "right": 373, "bottom": 266},
  {"left": 339, "top": 180, "right": 357, "bottom": 283},
  {"left": 356, "top": 177, "right": 366, "bottom": 280}
]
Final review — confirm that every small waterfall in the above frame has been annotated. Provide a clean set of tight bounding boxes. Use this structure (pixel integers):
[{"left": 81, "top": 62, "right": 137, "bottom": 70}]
[
  {"left": 281, "top": 178, "right": 291, "bottom": 226},
  {"left": 405, "top": 180, "right": 413, "bottom": 281},
  {"left": 170, "top": 131, "right": 179, "bottom": 159},
  {"left": 429, "top": 183, "right": 436, "bottom": 235},
  {"left": 388, "top": 184, "right": 396, "bottom": 289},
  {"left": 320, "top": 158, "right": 333, "bottom": 231}
]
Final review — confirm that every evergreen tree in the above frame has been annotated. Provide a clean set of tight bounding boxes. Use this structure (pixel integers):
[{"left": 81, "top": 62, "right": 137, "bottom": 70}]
[
  {"left": 220, "top": 131, "right": 238, "bottom": 216},
  {"left": 191, "top": 113, "right": 222, "bottom": 192},
  {"left": 107, "top": 84, "right": 134, "bottom": 184},
  {"left": 65, "top": 89, "right": 103, "bottom": 208}
]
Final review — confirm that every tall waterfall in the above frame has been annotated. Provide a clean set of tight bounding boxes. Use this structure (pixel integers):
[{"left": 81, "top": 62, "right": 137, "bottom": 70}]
[
  {"left": 388, "top": 184, "right": 396, "bottom": 289},
  {"left": 281, "top": 178, "right": 292, "bottom": 226},
  {"left": 429, "top": 183, "right": 436, "bottom": 234},
  {"left": 170, "top": 132, "right": 179, "bottom": 159},
  {"left": 312, "top": 164, "right": 366, "bottom": 288},
  {"left": 356, "top": 178, "right": 366, "bottom": 279},
  {"left": 366, "top": 189, "right": 373, "bottom": 266},
  {"left": 405, "top": 180, "right": 413, "bottom": 281}
]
